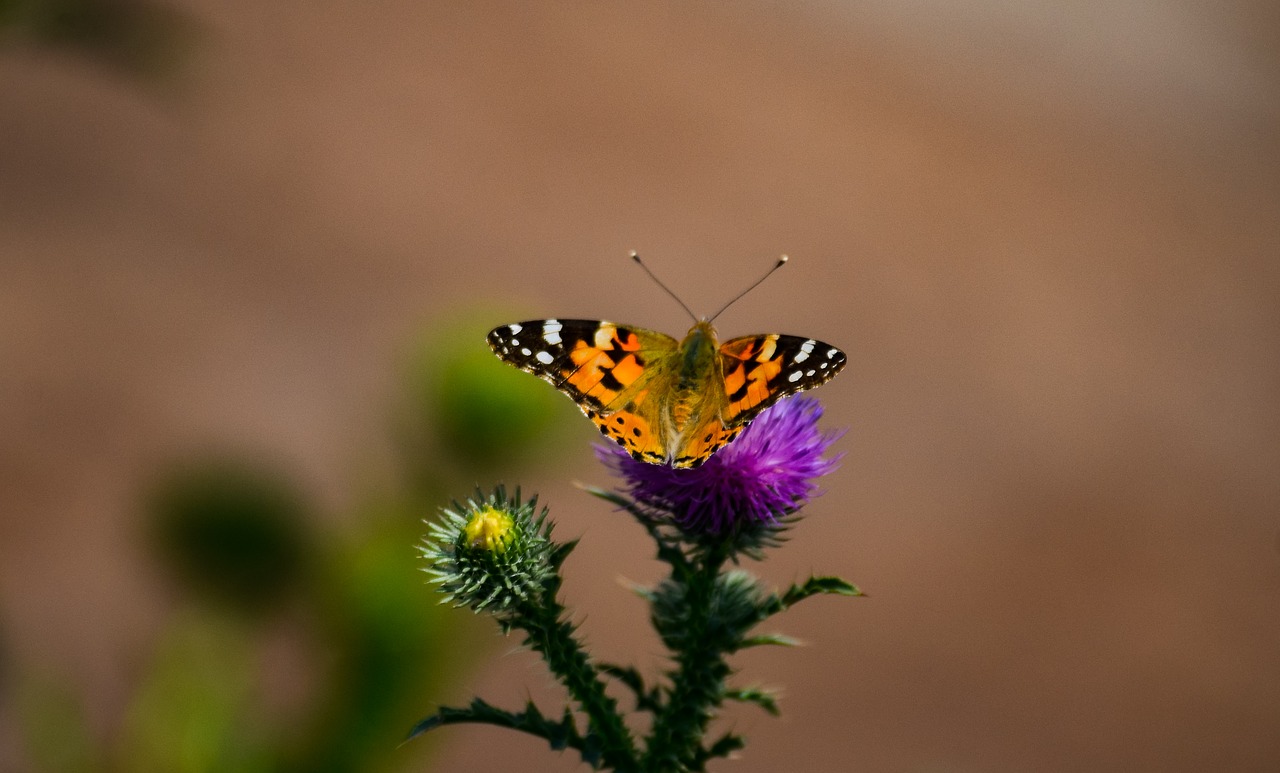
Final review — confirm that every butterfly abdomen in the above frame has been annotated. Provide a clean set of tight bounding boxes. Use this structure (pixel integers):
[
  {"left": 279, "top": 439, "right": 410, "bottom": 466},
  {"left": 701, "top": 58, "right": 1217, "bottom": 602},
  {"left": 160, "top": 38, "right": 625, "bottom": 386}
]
[{"left": 664, "top": 320, "right": 722, "bottom": 438}]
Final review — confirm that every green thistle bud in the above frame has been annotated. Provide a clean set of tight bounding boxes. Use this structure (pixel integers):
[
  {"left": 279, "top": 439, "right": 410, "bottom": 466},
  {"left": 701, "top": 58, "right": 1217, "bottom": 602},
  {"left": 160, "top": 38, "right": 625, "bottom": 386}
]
[
  {"left": 421, "top": 486, "right": 556, "bottom": 615},
  {"left": 649, "top": 569, "right": 765, "bottom": 653}
]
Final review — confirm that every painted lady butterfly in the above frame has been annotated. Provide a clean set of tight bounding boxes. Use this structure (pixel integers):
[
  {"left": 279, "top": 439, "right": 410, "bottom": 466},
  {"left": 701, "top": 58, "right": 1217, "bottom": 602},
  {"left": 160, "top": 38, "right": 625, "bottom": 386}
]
[{"left": 486, "top": 257, "right": 846, "bottom": 468}]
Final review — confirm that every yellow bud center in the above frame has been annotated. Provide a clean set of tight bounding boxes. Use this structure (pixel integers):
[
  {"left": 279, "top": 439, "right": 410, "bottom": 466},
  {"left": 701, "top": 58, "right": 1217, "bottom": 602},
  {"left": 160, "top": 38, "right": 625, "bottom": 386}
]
[{"left": 464, "top": 507, "right": 516, "bottom": 553}]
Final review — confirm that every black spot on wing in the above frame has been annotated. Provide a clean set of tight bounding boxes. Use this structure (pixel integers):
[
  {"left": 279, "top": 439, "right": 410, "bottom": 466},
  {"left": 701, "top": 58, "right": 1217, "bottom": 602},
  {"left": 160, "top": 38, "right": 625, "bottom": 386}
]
[{"left": 598, "top": 368, "right": 625, "bottom": 393}]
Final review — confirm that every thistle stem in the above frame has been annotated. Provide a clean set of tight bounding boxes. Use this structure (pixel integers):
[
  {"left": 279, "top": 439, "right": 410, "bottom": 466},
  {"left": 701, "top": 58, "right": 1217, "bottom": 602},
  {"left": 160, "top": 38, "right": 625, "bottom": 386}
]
[
  {"left": 642, "top": 549, "right": 730, "bottom": 772},
  {"left": 514, "top": 597, "right": 639, "bottom": 771}
]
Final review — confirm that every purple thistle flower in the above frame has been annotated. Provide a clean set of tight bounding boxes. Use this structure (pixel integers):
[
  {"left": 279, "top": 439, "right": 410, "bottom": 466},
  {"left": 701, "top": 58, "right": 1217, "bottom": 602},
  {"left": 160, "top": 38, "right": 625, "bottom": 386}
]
[{"left": 595, "top": 396, "right": 843, "bottom": 536}]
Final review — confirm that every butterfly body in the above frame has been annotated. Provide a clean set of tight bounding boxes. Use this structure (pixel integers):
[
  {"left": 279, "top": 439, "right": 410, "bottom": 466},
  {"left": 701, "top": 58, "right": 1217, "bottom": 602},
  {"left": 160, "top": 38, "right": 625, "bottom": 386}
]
[{"left": 487, "top": 318, "right": 845, "bottom": 468}]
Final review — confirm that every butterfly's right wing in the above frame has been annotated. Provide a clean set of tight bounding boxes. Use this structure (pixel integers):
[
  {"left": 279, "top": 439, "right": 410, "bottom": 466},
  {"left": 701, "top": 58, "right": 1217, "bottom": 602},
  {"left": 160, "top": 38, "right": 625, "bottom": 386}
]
[{"left": 717, "top": 333, "right": 846, "bottom": 427}]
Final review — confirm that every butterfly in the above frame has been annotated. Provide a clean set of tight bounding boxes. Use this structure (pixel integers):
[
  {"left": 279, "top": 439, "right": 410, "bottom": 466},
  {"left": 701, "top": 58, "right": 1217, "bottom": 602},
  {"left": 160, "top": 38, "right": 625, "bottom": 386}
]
[
  {"left": 486, "top": 316, "right": 845, "bottom": 468},
  {"left": 487, "top": 254, "right": 846, "bottom": 468}
]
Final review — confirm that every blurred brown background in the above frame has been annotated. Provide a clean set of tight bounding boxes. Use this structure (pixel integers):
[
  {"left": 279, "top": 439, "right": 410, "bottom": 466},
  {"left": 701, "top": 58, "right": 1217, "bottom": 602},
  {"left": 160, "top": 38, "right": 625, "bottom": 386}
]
[{"left": 2, "top": 1, "right": 1278, "bottom": 771}]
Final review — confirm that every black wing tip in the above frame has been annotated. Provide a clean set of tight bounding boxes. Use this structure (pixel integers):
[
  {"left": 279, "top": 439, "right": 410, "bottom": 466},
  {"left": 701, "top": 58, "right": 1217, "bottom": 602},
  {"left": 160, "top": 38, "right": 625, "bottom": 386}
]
[{"left": 485, "top": 327, "right": 505, "bottom": 350}]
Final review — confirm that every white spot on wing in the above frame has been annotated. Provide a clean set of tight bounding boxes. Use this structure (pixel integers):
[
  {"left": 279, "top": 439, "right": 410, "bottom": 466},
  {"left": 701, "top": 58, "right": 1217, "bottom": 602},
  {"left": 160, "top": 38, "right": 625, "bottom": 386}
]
[
  {"left": 827, "top": 348, "right": 838, "bottom": 358},
  {"left": 544, "top": 330, "right": 562, "bottom": 345},
  {"left": 535, "top": 351, "right": 555, "bottom": 365},
  {"left": 794, "top": 351, "right": 809, "bottom": 363},
  {"left": 521, "top": 347, "right": 532, "bottom": 356},
  {"left": 509, "top": 323, "right": 522, "bottom": 334},
  {"left": 788, "top": 370, "right": 803, "bottom": 383}
]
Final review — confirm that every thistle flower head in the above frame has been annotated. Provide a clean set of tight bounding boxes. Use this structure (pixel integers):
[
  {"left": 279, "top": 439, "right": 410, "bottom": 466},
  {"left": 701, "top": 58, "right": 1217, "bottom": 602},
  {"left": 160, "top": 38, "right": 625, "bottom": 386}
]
[
  {"left": 595, "top": 397, "right": 842, "bottom": 541},
  {"left": 421, "top": 486, "right": 556, "bottom": 614}
]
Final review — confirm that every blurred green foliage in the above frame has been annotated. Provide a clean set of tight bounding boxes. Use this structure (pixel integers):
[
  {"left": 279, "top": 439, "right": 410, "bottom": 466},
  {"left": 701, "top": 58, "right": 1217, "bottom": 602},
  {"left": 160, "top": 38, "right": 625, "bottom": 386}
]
[
  {"left": 116, "top": 614, "right": 269, "bottom": 773},
  {"left": 10, "top": 312, "right": 573, "bottom": 771},
  {"left": 147, "top": 459, "right": 309, "bottom": 616},
  {"left": 0, "top": 0, "right": 194, "bottom": 78},
  {"left": 288, "top": 516, "right": 459, "bottom": 773},
  {"left": 17, "top": 672, "right": 96, "bottom": 773},
  {"left": 398, "top": 315, "right": 580, "bottom": 494}
]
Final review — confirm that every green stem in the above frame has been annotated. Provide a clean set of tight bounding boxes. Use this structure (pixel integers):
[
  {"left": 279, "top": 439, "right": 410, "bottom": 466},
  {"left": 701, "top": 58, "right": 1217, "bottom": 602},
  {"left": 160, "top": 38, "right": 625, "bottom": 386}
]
[
  {"left": 642, "top": 550, "right": 730, "bottom": 772},
  {"left": 515, "top": 598, "right": 639, "bottom": 771}
]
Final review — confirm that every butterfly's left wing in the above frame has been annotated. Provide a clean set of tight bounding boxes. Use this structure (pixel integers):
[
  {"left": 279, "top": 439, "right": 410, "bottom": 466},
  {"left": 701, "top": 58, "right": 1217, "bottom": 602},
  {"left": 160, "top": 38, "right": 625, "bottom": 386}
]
[
  {"left": 717, "top": 333, "right": 846, "bottom": 428},
  {"left": 487, "top": 319, "right": 680, "bottom": 462}
]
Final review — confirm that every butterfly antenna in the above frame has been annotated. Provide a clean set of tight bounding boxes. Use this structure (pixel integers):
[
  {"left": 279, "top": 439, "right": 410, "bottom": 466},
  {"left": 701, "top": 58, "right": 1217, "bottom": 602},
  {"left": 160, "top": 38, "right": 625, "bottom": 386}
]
[
  {"left": 707, "top": 254, "right": 788, "bottom": 322},
  {"left": 631, "top": 252, "right": 698, "bottom": 322}
]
